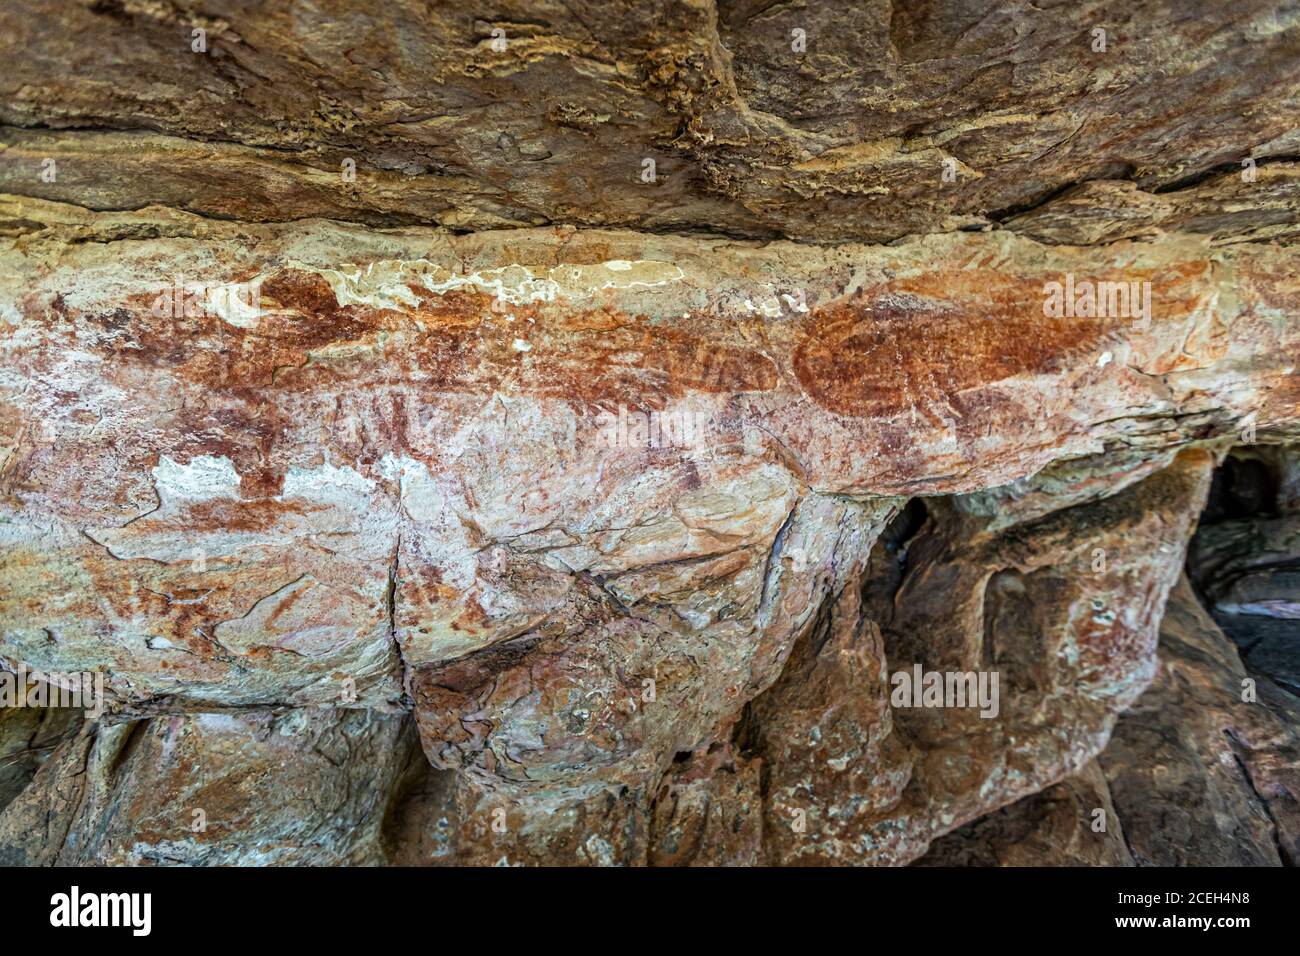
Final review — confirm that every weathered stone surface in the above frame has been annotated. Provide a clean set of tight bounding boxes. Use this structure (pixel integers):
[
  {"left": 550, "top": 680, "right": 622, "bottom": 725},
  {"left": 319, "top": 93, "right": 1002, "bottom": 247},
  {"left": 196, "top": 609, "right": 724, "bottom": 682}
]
[
  {"left": 0, "top": 708, "right": 412, "bottom": 865},
  {"left": 924, "top": 575, "right": 1300, "bottom": 867},
  {"left": 1005, "top": 166, "right": 1300, "bottom": 247},
  {"left": 2, "top": 187, "right": 1298, "bottom": 864},
  {"left": 410, "top": 491, "right": 894, "bottom": 860},
  {"left": 6, "top": 198, "right": 1294, "bottom": 723},
  {"left": 379, "top": 753, "right": 459, "bottom": 866},
  {"left": 1100, "top": 576, "right": 1300, "bottom": 866},
  {"left": 3, "top": 2, "right": 1300, "bottom": 243},
  {"left": 1189, "top": 500, "right": 1300, "bottom": 695},
  {"left": 0, "top": 703, "right": 81, "bottom": 813},
  {"left": 917, "top": 761, "right": 1134, "bottom": 867},
  {"left": 746, "top": 449, "right": 1211, "bottom": 865},
  {"left": 2, "top": 1, "right": 1299, "bottom": 868},
  {"left": 648, "top": 743, "right": 763, "bottom": 867}
]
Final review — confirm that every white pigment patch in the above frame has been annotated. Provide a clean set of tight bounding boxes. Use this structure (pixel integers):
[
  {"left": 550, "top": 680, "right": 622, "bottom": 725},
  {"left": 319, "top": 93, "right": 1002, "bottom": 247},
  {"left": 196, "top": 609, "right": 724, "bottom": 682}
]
[
  {"left": 280, "top": 462, "right": 376, "bottom": 505},
  {"left": 203, "top": 282, "right": 265, "bottom": 329},
  {"left": 152, "top": 455, "right": 241, "bottom": 501}
]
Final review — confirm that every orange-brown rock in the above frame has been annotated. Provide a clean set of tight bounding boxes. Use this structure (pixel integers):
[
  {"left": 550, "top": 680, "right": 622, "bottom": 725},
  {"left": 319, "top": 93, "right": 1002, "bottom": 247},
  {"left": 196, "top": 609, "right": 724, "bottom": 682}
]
[
  {"left": 922, "top": 575, "right": 1300, "bottom": 866},
  {"left": 2, "top": 0, "right": 1300, "bottom": 869}
]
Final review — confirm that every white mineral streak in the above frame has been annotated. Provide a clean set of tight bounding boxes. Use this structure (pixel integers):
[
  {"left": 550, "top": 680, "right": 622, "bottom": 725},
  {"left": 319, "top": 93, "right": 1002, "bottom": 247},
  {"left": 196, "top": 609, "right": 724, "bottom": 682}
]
[
  {"left": 279, "top": 462, "right": 376, "bottom": 506},
  {"left": 313, "top": 258, "right": 684, "bottom": 310},
  {"left": 151, "top": 454, "right": 242, "bottom": 502}
]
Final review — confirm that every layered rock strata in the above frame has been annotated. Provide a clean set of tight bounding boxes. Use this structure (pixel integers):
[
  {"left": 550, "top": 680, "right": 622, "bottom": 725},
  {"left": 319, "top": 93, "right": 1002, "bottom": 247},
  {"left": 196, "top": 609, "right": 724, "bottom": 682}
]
[
  {"left": 2, "top": 0, "right": 1300, "bottom": 867},
  {"left": 2, "top": 193, "right": 1295, "bottom": 863},
  {"left": 921, "top": 575, "right": 1300, "bottom": 867}
]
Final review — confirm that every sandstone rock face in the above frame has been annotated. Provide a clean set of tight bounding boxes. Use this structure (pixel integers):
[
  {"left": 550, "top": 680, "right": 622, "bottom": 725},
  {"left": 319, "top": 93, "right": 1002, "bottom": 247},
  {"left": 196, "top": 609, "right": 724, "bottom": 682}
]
[
  {"left": 917, "top": 761, "right": 1136, "bottom": 867},
  {"left": 922, "top": 576, "right": 1300, "bottom": 867},
  {"left": 747, "top": 450, "right": 1211, "bottom": 865},
  {"left": 1188, "top": 465, "right": 1300, "bottom": 698},
  {"left": 3, "top": 1, "right": 1299, "bottom": 243},
  {"left": 0, "top": 705, "right": 80, "bottom": 813},
  {"left": 1, "top": 1, "right": 1299, "bottom": 866},
  {"left": 1101, "top": 576, "right": 1300, "bottom": 867},
  {"left": 0, "top": 709, "right": 414, "bottom": 866}
]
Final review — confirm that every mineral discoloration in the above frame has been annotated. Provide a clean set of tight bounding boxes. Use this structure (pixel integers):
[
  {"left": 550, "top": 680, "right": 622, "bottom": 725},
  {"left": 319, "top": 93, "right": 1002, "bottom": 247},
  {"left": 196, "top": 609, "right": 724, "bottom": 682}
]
[
  {"left": 4, "top": 1, "right": 1300, "bottom": 243},
  {"left": 0, "top": 709, "right": 415, "bottom": 865},
  {"left": 747, "top": 450, "right": 1213, "bottom": 865},
  {"left": 925, "top": 575, "right": 1300, "bottom": 867},
  {"left": 0, "top": 200, "right": 1296, "bottom": 860},
  {"left": 2, "top": 0, "right": 1300, "bottom": 869}
]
